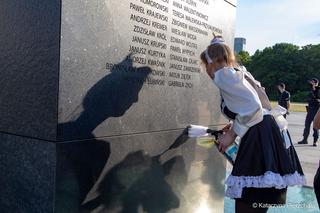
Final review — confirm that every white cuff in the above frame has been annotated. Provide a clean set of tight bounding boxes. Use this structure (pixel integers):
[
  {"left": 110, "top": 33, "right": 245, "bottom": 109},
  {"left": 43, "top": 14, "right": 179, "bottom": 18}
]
[{"left": 232, "top": 121, "right": 249, "bottom": 138}]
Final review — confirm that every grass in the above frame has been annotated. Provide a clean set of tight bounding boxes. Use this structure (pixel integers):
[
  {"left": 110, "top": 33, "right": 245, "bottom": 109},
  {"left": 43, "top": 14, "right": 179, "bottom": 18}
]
[{"left": 271, "top": 101, "right": 307, "bottom": 112}]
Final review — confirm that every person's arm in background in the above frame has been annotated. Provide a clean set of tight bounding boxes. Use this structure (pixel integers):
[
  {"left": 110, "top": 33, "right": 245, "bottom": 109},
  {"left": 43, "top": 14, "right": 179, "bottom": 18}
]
[
  {"left": 314, "top": 109, "right": 320, "bottom": 130},
  {"left": 286, "top": 92, "right": 291, "bottom": 113}
]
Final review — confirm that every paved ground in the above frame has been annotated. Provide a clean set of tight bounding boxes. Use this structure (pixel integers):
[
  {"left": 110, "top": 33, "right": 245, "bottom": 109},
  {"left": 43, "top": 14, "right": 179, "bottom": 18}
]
[{"left": 287, "top": 112, "right": 319, "bottom": 187}]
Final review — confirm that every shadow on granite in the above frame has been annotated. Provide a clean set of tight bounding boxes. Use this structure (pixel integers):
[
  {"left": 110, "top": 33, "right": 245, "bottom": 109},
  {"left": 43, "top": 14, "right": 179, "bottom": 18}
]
[
  {"left": 57, "top": 54, "right": 151, "bottom": 141},
  {"left": 56, "top": 54, "right": 152, "bottom": 212},
  {"left": 56, "top": 139, "right": 110, "bottom": 207}
]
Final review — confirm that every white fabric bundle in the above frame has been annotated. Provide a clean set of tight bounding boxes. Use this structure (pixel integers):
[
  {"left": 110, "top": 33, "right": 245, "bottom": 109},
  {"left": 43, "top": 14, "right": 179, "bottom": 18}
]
[
  {"left": 188, "top": 125, "right": 209, "bottom": 138},
  {"left": 270, "top": 105, "right": 291, "bottom": 149},
  {"left": 270, "top": 105, "right": 288, "bottom": 129}
]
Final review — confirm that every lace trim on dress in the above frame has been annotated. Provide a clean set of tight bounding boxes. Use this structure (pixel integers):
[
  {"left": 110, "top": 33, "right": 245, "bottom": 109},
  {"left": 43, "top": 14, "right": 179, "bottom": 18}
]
[{"left": 225, "top": 171, "right": 306, "bottom": 198}]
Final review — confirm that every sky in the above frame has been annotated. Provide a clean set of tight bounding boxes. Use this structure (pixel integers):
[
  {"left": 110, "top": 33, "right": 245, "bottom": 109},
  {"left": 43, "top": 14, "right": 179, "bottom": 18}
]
[{"left": 235, "top": 0, "right": 320, "bottom": 55}]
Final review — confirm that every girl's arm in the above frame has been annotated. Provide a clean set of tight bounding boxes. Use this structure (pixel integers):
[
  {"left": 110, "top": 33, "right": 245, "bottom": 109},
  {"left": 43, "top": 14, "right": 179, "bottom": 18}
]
[{"left": 214, "top": 68, "right": 263, "bottom": 138}]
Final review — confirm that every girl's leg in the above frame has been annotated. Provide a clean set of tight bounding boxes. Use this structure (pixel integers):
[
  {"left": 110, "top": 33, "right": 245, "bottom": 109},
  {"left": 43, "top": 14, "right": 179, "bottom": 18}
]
[{"left": 235, "top": 200, "right": 268, "bottom": 213}]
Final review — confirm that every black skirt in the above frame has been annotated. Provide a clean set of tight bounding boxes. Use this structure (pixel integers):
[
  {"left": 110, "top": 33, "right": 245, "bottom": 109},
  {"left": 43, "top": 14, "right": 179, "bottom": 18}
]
[{"left": 226, "top": 115, "right": 305, "bottom": 204}]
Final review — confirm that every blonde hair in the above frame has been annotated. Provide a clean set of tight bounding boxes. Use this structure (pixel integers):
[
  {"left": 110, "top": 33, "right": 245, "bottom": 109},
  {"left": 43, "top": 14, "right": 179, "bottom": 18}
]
[{"left": 200, "top": 38, "right": 237, "bottom": 67}]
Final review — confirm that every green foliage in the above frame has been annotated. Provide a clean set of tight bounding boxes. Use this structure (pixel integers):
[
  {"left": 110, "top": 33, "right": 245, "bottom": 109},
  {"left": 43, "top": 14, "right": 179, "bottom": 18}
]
[
  {"left": 236, "top": 51, "right": 251, "bottom": 67},
  {"left": 291, "top": 91, "right": 310, "bottom": 103},
  {"left": 244, "top": 43, "right": 320, "bottom": 102}
]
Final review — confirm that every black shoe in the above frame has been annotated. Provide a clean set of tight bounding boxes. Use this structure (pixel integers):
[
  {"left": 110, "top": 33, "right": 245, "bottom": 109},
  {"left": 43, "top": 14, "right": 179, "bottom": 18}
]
[
  {"left": 298, "top": 140, "right": 308, "bottom": 144},
  {"left": 313, "top": 143, "right": 318, "bottom": 147}
]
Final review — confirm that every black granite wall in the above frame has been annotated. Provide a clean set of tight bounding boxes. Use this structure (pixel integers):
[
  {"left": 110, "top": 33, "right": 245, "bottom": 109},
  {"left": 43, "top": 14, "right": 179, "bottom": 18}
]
[
  {"left": 0, "top": 0, "right": 61, "bottom": 140},
  {"left": 0, "top": 1, "right": 60, "bottom": 212},
  {"left": 0, "top": 0, "right": 237, "bottom": 212}
]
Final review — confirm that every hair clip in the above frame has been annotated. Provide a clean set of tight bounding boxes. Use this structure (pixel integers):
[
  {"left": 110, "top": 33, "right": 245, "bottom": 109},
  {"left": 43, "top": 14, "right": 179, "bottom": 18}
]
[{"left": 210, "top": 36, "right": 225, "bottom": 45}]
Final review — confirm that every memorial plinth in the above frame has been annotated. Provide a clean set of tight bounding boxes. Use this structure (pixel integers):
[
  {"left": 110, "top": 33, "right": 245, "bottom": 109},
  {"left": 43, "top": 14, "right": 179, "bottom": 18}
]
[{"left": 0, "top": 0, "right": 237, "bottom": 212}]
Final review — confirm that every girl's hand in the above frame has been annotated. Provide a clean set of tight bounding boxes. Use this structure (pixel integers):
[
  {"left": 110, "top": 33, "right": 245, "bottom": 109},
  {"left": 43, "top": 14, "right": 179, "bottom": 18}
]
[
  {"left": 222, "top": 123, "right": 232, "bottom": 133},
  {"left": 218, "top": 129, "right": 237, "bottom": 152}
]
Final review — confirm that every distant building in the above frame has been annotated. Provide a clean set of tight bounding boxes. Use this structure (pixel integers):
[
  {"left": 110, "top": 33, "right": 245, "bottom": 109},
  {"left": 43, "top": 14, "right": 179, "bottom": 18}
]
[{"left": 234, "top": 37, "right": 246, "bottom": 53}]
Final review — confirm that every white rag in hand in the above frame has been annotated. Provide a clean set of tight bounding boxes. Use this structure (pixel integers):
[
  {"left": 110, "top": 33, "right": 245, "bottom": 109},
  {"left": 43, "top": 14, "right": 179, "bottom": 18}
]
[{"left": 188, "top": 125, "right": 209, "bottom": 138}]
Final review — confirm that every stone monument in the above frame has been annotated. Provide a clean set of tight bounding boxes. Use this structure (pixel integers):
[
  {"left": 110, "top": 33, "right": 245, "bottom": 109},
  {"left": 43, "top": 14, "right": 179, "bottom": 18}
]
[{"left": 0, "top": 0, "right": 237, "bottom": 212}]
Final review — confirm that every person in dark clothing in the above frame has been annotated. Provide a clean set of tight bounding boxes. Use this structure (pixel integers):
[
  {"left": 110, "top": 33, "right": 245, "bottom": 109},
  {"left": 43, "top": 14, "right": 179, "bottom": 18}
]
[
  {"left": 277, "top": 83, "right": 290, "bottom": 118},
  {"left": 298, "top": 78, "right": 320, "bottom": 146}
]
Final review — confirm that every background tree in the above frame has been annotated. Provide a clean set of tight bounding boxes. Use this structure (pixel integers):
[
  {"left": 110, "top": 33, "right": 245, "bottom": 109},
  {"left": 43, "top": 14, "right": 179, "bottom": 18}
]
[
  {"left": 237, "top": 43, "right": 320, "bottom": 102},
  {"left": 237, "top": 51, "right": 251, "bottom": 67}
]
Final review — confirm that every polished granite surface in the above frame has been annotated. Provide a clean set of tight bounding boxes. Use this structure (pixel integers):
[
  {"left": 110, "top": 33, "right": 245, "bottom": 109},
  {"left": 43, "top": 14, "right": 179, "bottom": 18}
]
[{"left": 1, "top": 0, "right": 237, "bottom": 212}]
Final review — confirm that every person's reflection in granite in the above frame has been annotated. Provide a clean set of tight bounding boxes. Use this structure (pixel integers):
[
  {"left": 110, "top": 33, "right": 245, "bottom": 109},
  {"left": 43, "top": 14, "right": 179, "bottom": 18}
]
[
  {"left": 80, "top": 131, "right": 190, "bottom": 213},
  {"left": 80, "top": 151, "right": 187, "bottom": 213},
  {"left": 56, "top": 54, "right": 151, "bottom": 211},
  {"left": 201, "top": 149, "right": 226, "bottom": 209}
]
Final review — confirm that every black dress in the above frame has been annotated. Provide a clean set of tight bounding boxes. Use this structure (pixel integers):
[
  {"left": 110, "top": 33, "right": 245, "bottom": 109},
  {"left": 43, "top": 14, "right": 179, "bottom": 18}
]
[{"left": 222, "top": 102, "right": 305, "bottom": 204}]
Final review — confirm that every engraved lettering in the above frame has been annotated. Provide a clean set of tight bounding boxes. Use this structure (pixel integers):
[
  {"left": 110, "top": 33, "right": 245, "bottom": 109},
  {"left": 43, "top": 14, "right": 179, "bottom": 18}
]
[
  {"left": 130, "top": 14, "right": 151, "bottom": 26},
  {"left": 133, "top": 25, "right": 156, "bottom": 37},
  {"left": 140, "top": 0, "right": 169, "bottom": 12},
  {"left": 130, "top": 3, "right": 145, "bottom": 14},
  {"left": 170, "top": 64, "right": 183, "bottom": 70},
  {"left": 132, "top": 35, "right": 150, "bottom": 45},
  {"left": 129, "top": 45, "right": 147, "bottom": 54},
  {"left": 172, "top": 18, "right": 188, "bottom": 29}
]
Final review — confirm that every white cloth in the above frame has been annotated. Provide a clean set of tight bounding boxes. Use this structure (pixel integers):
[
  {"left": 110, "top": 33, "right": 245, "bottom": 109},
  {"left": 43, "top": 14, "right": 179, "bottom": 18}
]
[
  {"left": 214, "top": 67, "right": 263, "bottom": 138},
  {"left": 188, "top": 125, "right": 209, "bottom": 138},
  {"left": 270, "top": 105, "right": 291, "bottom": 149}
]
